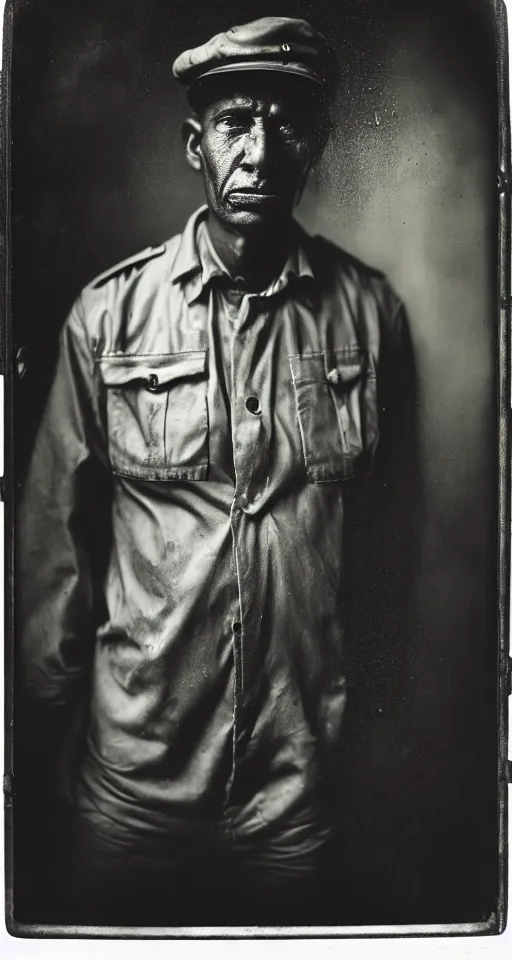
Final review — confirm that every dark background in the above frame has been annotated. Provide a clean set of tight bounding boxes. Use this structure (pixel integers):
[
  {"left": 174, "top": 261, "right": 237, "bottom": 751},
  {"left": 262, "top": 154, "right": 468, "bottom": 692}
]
[{"left": 10, "top": 0, "right": 500, "bottom": 925}]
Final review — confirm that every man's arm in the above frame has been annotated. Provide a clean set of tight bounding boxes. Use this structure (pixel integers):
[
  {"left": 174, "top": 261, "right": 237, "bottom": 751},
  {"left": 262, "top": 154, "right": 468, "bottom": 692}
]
[
  {"left": 16, "top": 295, "right": 111, "bottom": 801},
  {"left": 343, "top": 294, "right": 422, "bottom": 728}
]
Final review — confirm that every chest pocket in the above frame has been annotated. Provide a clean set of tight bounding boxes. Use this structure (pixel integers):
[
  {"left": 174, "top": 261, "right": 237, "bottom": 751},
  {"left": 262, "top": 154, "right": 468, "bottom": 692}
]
[
  {"left": 289, "top": 348, "right": 379, "bottom": 482},
  {"left": 99, "top": 351, "right": 208, "bottom": 481}
]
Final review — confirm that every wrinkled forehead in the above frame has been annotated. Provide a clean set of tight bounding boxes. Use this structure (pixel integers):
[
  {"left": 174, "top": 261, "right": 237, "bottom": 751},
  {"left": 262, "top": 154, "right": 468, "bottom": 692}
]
[{"left": 188, "top": 71, "right": 325, "bottom": 117}]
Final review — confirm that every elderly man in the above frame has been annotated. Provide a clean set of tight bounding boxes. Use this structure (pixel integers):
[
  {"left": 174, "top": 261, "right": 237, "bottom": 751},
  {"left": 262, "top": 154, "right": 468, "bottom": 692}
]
[{"left": 19, "top": 17, "right": 412, "bottom": 926}]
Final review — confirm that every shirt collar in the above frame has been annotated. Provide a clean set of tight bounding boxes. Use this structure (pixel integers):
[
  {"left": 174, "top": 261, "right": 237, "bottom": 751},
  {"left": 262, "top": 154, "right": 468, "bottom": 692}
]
[{"left": 169, "top": 204, "right": 315, "bottom": 305}]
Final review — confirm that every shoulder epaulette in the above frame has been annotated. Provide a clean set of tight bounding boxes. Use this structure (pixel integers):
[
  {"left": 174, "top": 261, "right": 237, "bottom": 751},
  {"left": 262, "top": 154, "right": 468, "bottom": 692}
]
[{"left": 90, "top": 244, "right": 166, "bottom": 288}]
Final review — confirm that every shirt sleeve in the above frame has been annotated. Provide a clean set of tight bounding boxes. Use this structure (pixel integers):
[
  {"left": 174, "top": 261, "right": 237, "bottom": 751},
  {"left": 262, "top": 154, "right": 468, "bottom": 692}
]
[
  {"left": 17, "top": 295, "right": 111, "bottom": 707},
  {"left": 342, "top": 289, "right": 423, "bottom": 733},
  {"left": 377, "top": 295, "right": 417, "bottom": 471},
  {"left": 365, "top": 292, "right": 421, "bottom": 586}
]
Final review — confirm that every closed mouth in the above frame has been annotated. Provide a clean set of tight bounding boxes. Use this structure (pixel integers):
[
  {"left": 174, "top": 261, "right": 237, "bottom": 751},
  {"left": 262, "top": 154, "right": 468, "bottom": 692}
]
[{"left": 227, "top": 189, "right": 284, "bottom": 205}]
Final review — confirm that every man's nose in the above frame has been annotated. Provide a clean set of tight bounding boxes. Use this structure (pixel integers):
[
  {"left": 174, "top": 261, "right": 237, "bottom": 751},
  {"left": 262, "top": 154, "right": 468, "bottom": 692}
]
[{"left": 241, "top": 121, "right": 271, "bottom": 172}]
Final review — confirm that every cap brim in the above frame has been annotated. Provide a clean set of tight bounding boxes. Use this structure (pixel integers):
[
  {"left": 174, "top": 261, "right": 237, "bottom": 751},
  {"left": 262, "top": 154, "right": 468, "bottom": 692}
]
[{"left": 190, "top": 60, "right": 323, "bottom": 86}]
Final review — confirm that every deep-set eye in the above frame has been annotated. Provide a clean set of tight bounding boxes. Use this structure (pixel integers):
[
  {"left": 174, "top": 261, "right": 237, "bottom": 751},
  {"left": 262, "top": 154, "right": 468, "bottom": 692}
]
[
  {"left": 278, "top": 121, "right": 296, "bottom": 137},
  {"left": 272, "top": 110, "right": 304, "bottom": 139},
  {"left": 217, "top": 114, "right": 250, "bottom": 133}
]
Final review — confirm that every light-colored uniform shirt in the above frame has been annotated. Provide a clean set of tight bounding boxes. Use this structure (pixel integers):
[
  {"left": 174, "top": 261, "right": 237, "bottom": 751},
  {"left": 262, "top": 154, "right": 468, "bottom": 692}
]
[{"left": 19, "top": 205, "right": 411, "bottom": 836}]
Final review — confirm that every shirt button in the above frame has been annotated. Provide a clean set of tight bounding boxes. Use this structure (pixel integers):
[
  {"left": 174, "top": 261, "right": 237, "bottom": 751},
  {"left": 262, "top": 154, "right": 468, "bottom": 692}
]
[
  {"left": 233, "top": 621, "right": 242, "bottom": 634},
  {"left": 148, "top": 373, "right": 159, "bottom": 391},
  {"left": 239, "top": 492, "right": 254, "bottom": 512},
  {"left": 245, "top": 396, "right": 261, "bottom": 415}
]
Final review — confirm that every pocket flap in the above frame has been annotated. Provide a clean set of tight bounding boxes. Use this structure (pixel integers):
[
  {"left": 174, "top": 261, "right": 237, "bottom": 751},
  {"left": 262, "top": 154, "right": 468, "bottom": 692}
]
[
  {"left": 326, "top": 360, "right": 363, "bottom": 386},
  {"left": 98, "top": 351, "right": 207, "bottom": 388},
  {"left": 289, "top": 349, "right": 366, "bottom": 386}
]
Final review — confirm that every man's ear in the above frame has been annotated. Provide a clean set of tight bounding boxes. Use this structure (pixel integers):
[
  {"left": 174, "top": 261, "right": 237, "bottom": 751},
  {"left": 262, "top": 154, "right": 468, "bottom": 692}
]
[{"left": 182, "top": 117, "right": 203, "bottom": 173}]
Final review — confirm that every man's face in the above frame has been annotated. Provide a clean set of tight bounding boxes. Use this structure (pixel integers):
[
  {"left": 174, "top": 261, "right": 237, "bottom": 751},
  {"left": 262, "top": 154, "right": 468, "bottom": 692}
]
[{"left": 185, "top": 77, "right": 321, "bottom": 233}]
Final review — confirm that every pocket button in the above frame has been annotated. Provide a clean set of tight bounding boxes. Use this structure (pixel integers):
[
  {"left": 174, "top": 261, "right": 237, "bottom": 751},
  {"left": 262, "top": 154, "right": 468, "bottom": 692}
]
[{"left": 147, "top": 373, "right": 159, "bottom": 391}]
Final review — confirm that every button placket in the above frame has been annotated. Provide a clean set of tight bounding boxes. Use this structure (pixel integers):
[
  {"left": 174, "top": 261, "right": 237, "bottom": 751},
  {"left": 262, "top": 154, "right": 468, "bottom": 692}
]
[
  {"left": 234, "top": 399, "right": 263, "bottom": 507},
  {"left": 230, "top": 300, "right": 270, "bottom": 510}
]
